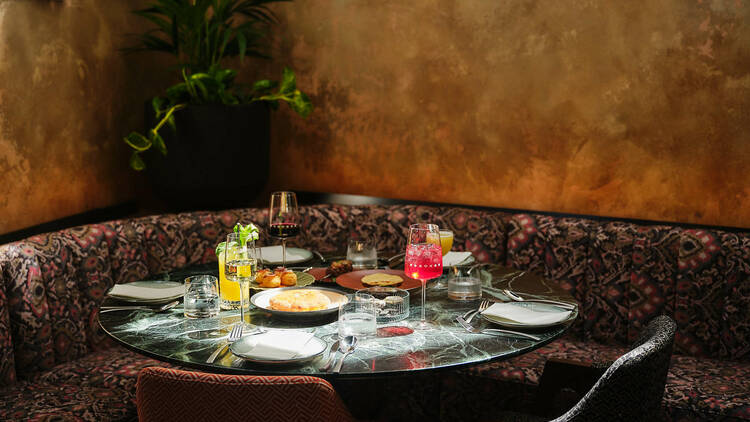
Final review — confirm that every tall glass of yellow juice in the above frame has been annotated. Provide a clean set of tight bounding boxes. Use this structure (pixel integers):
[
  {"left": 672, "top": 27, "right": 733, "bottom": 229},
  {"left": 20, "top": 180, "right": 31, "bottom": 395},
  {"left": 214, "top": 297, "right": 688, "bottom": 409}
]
[{"left": 218, "top": 247, "right": 251, "bottom": 310}]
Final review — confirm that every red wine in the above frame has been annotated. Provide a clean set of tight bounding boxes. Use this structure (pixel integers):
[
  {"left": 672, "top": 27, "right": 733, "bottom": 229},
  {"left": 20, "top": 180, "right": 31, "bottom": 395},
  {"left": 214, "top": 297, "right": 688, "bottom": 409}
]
[{"left": 270, "top": 223, "right": 300, "bottom": 238}]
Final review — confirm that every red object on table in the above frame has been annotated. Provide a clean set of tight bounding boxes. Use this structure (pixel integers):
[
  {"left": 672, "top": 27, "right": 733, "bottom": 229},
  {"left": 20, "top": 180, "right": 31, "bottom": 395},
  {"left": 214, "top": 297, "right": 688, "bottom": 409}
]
[{"left": 137, "top": 367, "right": 354, "bottom": 422}]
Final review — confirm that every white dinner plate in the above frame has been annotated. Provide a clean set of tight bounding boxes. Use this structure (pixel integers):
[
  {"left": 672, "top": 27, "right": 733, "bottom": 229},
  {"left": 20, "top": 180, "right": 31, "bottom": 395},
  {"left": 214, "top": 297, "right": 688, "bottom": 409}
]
[
  {"left": 259, "top": 246, "right": 313, "bottom": 266},
  {"left": 106, "top": 281, "right": 184, "bottom": 304},
  {"left": 250, "top": 287, "right": 348, "bottom": 321},
  {"left": 229, "top": 332, "right": 327, "bottom": 365},
  {"left": 481, "top": 301, "right": 578, "bottom": 329}
]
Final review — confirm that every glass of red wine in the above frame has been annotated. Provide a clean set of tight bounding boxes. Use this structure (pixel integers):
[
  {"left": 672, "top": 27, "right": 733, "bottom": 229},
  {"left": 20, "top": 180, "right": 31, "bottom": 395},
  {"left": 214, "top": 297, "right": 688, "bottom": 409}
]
[
  {"left": 268, "top": 191, "right": 300, "bottom": 269},
  {"left": 405, "top": 223, "right": 443, "bottom": 329}
]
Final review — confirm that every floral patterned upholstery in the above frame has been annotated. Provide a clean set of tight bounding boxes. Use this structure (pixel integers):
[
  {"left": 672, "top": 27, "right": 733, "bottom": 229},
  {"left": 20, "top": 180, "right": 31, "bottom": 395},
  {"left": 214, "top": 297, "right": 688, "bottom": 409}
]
[
  {"left": 506, "top": 214, "right": 595, "bottom": 338},
  {"left": 0, "top": 346, "right": 174, "bottom": 421},
  {"left": 465, "top": 215, "right": 750, "bottom": 421},
  {"left": 0, "top": 382, "right": 135, "bottom": 421},
  {"left": 0, "top": 204, "right": 747, "bottom": 421},
  {"left": 0, "top": 279, "right": 14, "bottom": 386},
  {"left": 347, "top": 204, "right": 508, "bottom": 262}
]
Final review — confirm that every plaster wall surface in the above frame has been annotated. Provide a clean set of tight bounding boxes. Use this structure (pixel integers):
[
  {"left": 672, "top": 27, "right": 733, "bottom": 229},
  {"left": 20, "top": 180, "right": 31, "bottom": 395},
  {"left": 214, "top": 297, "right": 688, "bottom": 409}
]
[
  {"left": 0, "top": 0, "right": 162, "bottom": 235},
  {"left": 266, "top": 0, "right": 750, "bottom": 228}
]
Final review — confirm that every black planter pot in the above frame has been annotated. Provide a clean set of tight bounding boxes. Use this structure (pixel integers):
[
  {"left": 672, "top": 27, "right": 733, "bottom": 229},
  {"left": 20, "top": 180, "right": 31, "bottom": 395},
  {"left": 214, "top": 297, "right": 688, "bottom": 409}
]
[{"left": 144, "top": 102, "right": 270, "bottom": 211}]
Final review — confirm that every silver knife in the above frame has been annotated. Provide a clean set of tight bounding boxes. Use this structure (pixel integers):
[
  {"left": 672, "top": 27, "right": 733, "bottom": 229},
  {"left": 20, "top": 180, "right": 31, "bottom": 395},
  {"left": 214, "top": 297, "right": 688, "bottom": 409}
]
[
  {"left": 206, "top": 342, "right": 230, "bottom": 364},
  {"left": 320, "top": 340, "right": 340, "bottom": 371},
  {"left": 313, "top": 250, "right": 326, "bottom": 263}
]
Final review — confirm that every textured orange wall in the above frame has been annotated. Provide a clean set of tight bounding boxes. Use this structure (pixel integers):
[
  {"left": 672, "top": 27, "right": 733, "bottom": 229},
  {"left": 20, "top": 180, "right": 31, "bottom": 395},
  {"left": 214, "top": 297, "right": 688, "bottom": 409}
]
[
  {"left": 0, "top": 0, "right": 748, "bottom": 235},
  {"left": 266, "top": 0, "right": 750, "bottom": 228},
  {"left": 0, "top": 0, "right": 164, "bottom": 235}
]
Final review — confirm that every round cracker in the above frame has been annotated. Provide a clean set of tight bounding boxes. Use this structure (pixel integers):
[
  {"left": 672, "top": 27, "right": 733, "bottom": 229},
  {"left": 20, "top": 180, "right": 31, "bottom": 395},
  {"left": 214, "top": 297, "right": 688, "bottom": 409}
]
[{"left": 361, "top": 273, "right": 403, "bottom": 287}]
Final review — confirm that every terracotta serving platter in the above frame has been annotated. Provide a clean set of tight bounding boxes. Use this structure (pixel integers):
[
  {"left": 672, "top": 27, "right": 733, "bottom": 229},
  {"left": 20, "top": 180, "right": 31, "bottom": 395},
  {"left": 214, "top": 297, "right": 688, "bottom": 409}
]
[{"left": 335, "top": 269, "right": 422, "bottom": 292}]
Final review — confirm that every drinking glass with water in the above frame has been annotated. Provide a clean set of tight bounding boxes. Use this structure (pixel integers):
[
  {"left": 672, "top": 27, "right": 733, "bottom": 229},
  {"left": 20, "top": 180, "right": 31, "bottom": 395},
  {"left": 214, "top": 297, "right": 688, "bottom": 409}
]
[
  {"left": 184, "top": 275, "right": 220, "bottom": 318},
  {"left": 346, "top": 239, "right": 378, "bottom": 269},
  {"left": 338, "top": 293, "right": 377, "bottom": 338}
]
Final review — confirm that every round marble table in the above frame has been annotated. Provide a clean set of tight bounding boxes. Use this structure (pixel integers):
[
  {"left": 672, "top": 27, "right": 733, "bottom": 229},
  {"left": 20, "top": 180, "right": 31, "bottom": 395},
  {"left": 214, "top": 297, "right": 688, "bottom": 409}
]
[{"left": 99, "top": 263, "right": 577, "bottom": 379}]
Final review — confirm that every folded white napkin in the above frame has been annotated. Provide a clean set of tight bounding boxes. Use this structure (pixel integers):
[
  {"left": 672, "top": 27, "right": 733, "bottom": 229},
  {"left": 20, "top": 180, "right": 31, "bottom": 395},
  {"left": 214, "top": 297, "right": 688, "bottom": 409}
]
[
  {"left": 108, "top": 283, "right": 184, "bottom": 300},
  {"left": 443, "top": 251, "right": 473, "bottom": 266},
  {"left": 239, "top": 331, "right": 316, "bottom": 360},
  {"left": 260, "top": 246, "right": 309, "bottom": 263},
  {"left": 482, "top": 302, "right": 572, "bottom": 325}
]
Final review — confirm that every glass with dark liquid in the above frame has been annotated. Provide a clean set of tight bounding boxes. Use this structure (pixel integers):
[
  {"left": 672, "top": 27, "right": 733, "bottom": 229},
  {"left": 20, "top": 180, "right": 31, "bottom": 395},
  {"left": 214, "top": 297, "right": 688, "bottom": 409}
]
[{"left": 268, "top": 192, "right": 300, "bottom": 268}]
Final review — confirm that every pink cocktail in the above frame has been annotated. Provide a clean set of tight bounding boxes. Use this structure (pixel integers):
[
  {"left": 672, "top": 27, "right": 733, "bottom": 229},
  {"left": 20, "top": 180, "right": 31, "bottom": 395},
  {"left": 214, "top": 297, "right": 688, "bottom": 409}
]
[
  {"left": 405, "top": 223, "right": 443, "bottom": 328},
  {"left": 405, "top": 243, "right": 443, "bottom": 280}
]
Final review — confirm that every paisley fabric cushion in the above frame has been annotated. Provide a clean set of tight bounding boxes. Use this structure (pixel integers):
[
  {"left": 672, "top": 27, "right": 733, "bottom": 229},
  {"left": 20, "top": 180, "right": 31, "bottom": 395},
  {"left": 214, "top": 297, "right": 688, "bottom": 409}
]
[
  {"left": 346, "top": 204, "right": 508, "bottom": 263},
  {"left": 287, "top": 204, "right": 351, "bottom": 252},
  {"left": 0, "top": 382, "right": 135, "bottom": 422},
  {"left": 506, "top": 214, "right": 595, "bottom": 338},
  {"left": 664, "top": 354, "right": 750, "bottom": 422},
  {"left": 586, "top": 221, "right": 639, "bottom": 346},
  {"left": 676, "top": 229, "right": 750, "bottom": 361},
  {"left": 462, "top": 335, "right": 626, "bottom": 386},
  {"left": 461, "top": 335, "right": 750, "bottom": 421},
  {"left": 0, "top": 271, "right": 14, "bottom": 387},
  {"left": 629, "top": 225, "right": 680, "bottom": 344},
  {"left": 28, "top": 345, "right": 174, "bottom": 393},
  {"left": 0, "top": 347, "right": 173, "bottom": 421},
  {"left": 2, "top": 229, "right": 117, "bottom": 380}
]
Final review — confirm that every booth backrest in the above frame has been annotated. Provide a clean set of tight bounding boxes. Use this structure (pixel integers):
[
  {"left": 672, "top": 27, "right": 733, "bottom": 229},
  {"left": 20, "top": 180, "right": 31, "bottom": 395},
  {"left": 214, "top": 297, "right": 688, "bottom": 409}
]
[{"left": 0, "top": 204, "right": 747, "bottom": 389}]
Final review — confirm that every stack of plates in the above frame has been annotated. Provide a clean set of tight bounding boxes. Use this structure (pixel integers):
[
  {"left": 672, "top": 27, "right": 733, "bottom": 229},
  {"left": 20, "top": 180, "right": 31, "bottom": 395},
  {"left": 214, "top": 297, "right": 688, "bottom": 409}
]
[{"left": 107, "top": 281, "right": 184, "bottom": 304}]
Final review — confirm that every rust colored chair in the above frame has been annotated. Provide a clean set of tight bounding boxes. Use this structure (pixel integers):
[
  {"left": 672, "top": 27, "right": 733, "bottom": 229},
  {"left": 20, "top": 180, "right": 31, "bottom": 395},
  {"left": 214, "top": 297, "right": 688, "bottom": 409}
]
[{"left": 136, "top": 367, "right": 355, "bottom": 422}]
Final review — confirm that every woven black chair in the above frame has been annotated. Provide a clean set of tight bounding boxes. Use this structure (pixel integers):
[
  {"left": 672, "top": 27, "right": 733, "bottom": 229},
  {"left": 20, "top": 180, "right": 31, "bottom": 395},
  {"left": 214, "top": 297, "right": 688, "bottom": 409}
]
[{"left": 500, "top": 315, "right": 677, "bottom": 422}]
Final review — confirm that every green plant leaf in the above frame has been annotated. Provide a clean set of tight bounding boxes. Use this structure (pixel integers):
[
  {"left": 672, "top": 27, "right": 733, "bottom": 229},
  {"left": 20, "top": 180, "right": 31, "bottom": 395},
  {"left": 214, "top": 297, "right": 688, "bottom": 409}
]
[
  {"left": 166, "top": 82, "right": 188, "bottom": 100},
  {"left": 129, "top": 152, "right": 146, "bottom": 171},
  {"left": 290, "top": 90, "right": 313, "bottom": 118},
  {"left": 151, "top": 129, "right": 168, "bottom": 155},
  {"left": 166, "top": 114, "right": 177, "bottom": 132},
  {"left": 152, "top": 97, "right": 164, "bottom": 116},
  {"left": 236, "top": 31, "right": 247, "bottom": 62},
  {"left": 191, "top": 78, "right": 209, "bottom": 100},
  {"left": 280, "top": 67, "right": 296, "bottom": 95},
  {"left": 252, "top": 79, "right": 274, "bottom": 91},
  {"left": 124, "top": 132, "right": 152, "bottom": 151}
]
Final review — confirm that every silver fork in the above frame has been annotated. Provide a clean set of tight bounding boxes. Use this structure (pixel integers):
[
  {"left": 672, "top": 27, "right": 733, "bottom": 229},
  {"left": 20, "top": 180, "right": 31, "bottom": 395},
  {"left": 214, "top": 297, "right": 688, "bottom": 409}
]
[
  {"left": 456, "top": 316, "right": 541, "bottom": 341},
  {"left": 463, "top": 299, "right": 492, "bottom": 324},
  {"left": 206, "top": 323, "right": 243, "bottom": 364}
]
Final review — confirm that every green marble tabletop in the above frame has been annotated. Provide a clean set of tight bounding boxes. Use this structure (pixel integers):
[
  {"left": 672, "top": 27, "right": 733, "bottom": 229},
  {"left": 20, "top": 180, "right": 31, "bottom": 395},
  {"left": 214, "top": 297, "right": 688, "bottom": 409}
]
[{"left": 99, "top": 261, "right": 577, "bottom": 379}]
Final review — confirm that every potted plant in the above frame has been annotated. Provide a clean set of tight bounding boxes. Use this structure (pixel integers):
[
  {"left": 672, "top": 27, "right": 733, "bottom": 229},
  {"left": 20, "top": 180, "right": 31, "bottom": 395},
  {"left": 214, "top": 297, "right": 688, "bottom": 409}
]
[{"left": 123, "top": 0, "right": 311, "bottom": 211}]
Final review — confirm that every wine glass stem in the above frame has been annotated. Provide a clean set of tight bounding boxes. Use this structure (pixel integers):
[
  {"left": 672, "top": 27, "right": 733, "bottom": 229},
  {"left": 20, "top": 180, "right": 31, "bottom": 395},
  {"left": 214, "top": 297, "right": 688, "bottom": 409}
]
[
  {"left": 239, "top": 281, "right": 246, "bottom": 326},
  {"left": 281, "top": 239, "right": 287, "bottom": 268},
  {"left": 421, "top": 280, "right": 427, "bottom": 323}
]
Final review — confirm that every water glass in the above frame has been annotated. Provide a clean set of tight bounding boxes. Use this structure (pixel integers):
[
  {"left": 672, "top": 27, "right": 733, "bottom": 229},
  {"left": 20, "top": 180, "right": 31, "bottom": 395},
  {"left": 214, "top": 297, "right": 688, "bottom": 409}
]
[
  {"left": 447, "top": 276, "right": 482, "bottom": 301},
  {"left": 338, "top": 293, "right": 377, "bottom": 339},
  {"left": 346, "top": 239, "right": 378, "bottom": 269},
  {"left": 184, "top": 275, "right": 220, "bottom": 318}
]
